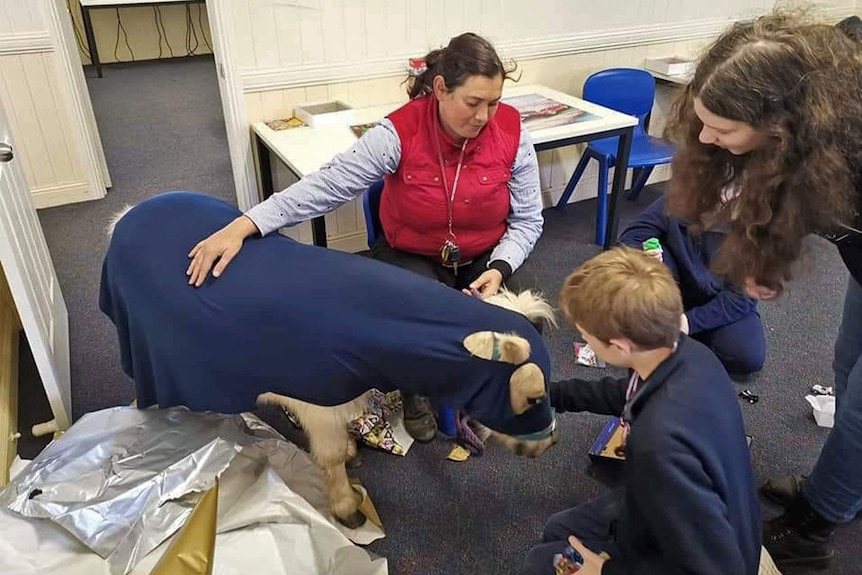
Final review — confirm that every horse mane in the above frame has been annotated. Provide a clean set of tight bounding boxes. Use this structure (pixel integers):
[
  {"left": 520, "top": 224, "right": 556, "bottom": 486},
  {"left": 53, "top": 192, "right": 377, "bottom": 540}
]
[{"left": 484, "top": 288, "right": 557, "bottom": 328}]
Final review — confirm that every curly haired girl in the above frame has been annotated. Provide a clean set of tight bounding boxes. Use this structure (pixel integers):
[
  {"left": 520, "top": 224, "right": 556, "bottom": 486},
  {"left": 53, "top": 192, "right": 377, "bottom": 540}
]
[{"left": 663, "top": 11, "right": 862, "bottom": 570}]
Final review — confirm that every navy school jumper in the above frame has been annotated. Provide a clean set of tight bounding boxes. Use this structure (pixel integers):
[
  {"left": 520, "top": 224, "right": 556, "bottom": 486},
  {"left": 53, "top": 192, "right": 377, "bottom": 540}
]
[
  {"left": 618, "top": 196, "right": 765, "bottom": 374},
  {"left": 549, "top": 335, "right": 761, "bottom": 575}
]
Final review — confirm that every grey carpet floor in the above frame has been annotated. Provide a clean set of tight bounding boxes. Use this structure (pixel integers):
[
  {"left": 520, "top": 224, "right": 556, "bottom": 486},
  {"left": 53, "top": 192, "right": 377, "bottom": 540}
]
[{"left": 16, "top": 56, "right": 860, "bottom": 575}]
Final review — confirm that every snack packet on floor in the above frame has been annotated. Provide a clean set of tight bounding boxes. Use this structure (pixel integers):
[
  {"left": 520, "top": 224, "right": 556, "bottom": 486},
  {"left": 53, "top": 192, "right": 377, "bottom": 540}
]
[
  {"left": 574, "top": 342, "right": 606, "bottom": 368},
  {"left": 348, "top": 390, "right": 412, "bottom": 455}
]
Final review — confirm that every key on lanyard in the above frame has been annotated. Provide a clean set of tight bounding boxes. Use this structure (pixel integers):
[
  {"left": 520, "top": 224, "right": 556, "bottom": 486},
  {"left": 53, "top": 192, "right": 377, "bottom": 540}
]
[{"left": 441, "top": 239, "right": 461, "bottom": 275}]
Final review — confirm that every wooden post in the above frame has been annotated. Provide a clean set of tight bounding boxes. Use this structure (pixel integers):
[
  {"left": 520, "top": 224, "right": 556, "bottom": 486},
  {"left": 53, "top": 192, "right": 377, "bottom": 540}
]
[{"left": 0, "top": 263, "right": 21, "bottom": 486}]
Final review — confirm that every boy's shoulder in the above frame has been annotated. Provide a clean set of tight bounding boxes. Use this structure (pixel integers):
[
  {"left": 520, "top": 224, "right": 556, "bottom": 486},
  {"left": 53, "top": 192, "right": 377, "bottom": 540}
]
[
  {"left": 633, "top": 337, "right": 740, "bottom": 439},
  {"left": 671, "top": 336, "right": 734, "bottom": 386}
]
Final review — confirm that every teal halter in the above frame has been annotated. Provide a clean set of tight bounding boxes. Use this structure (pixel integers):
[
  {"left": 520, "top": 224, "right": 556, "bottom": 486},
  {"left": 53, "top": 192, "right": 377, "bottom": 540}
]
[{"left": 509, "top": 417, "right": 557, "bottom": 441}]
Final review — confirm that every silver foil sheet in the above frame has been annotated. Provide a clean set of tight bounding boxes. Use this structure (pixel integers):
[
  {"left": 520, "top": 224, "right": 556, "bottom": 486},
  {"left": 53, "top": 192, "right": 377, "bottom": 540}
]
[{"left": 0, "top": 406, "right": 280, "bottom": 574}]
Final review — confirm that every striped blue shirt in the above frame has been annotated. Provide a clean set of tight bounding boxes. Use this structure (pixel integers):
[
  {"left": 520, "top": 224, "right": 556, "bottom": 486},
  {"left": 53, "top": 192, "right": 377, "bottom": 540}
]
[{"left": 245, "top": 118, "right": 543, "bottom": 272}]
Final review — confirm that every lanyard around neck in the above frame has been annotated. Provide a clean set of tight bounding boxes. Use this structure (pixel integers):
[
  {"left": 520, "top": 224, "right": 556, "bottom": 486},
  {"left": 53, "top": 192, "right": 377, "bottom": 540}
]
[
  {"left": 433, "top": 126, "right": 468, "bottom": 239},
  {"left": 622, "top": 340, "right": 679, "bottom": 426}
]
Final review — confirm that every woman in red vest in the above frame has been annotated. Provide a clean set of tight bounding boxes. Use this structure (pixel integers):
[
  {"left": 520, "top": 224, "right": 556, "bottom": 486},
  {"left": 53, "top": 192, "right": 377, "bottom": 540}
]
[{"left": 186, "top": 33, "right": 544, "bottom": 442}]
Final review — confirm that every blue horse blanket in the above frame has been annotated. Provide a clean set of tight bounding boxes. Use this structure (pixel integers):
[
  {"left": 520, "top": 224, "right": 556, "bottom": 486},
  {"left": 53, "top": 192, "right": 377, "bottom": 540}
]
[{"left": 99, "top": 192, "right": 553, "bottom": 437}]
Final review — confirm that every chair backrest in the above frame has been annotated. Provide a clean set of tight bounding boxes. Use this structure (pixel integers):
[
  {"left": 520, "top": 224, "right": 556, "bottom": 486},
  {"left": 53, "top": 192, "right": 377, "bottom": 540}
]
[
  {"left": 583, "top": 68, "right": 656, "bottom": 136},
  {"left": 362, "top": 180, "right": 385, "bottom": 249}
]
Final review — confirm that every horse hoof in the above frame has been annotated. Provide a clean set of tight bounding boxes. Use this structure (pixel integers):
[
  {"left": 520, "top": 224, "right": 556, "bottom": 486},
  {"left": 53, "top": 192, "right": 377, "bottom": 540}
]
[{"left": 337, "top": 509, "right": 367, "bottom": 529}]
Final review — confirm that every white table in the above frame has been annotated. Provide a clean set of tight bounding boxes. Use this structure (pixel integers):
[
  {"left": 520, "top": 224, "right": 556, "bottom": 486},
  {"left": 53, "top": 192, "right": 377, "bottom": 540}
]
[
  {"left": 79, "top": 0, "right": 204, "bottom": 78},
  {"left": 252, "top": 84, "right": 638, "bottom": 249},
  {"left": 648, "top": 69, "right": 691, "bottom": 86}
]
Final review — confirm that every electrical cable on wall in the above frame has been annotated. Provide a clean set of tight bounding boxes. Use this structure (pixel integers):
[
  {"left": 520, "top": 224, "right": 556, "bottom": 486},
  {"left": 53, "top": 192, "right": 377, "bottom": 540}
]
[
  {"left": 185, "top": 4, "right": 200, "bottom": 56},
  {"left": 65, "top": 0, "right": 91, "bottom": 60},
  {"left": 113, "top": 8, "right": 135, "bottom": 63},
  {"left": 198, "top": 3, "right": 213, "bottom": 52},
  {"left": 153, "top": 6, "right": 163, "bottom": 59},
  {"left": 68, "top": 1, "right": 212, "bottom": 66},
  {"left": 154, "top": 6, "right": 174, "bottom": 58}
]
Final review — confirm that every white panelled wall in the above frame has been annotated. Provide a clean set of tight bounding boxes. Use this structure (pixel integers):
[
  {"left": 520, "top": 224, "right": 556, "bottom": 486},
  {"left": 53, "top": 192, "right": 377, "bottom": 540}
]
[
  {"left": 235, "top": 0, "right": 852, "bottom": 88},
  {"left": 3, "top": 1, "right": 858, "bottom": 220},
  {"left": 0, "top": 0, "right": 109, "bottom": 208},
  {"left": 228, "top": 0, "right": 856, "bottom": 251}
]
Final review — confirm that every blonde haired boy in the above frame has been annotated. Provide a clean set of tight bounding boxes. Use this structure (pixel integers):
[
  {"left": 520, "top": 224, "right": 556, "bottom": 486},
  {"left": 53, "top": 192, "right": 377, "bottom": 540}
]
[{"left": 524, "top": 247, "right": 761, "bottom": 575}]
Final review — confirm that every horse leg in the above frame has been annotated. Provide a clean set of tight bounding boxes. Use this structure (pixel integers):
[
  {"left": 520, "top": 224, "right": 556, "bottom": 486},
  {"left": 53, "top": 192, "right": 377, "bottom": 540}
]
[
  {"left": 308, "top": 426, "right": 365, "bottom": 528},
  {"left": 257, "top": 391, "right": 367, "bottom": 528}
]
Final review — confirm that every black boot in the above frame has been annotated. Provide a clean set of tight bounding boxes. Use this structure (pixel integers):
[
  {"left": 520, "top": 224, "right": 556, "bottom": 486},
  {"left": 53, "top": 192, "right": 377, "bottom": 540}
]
[
  {"left": 402, "top": 392, "right": 437, "bottom": 442},
  {"left": 764, "top": 495, "right": 836, "bottom": 570}
]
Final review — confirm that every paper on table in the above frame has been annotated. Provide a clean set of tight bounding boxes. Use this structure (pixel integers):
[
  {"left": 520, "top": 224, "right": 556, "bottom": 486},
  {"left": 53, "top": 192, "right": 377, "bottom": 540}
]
[{"left": 502, "top": 93, "right": 596, "bottom": 130}]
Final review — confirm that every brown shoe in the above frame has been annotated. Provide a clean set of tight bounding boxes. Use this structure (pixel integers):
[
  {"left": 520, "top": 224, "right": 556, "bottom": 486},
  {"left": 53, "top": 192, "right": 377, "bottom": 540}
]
[
  {"left": 761, "top": 474, "right": 807, "bottom": 507},
  {"left": 402, "top": 392, "right": 437, "bottom": 442}
]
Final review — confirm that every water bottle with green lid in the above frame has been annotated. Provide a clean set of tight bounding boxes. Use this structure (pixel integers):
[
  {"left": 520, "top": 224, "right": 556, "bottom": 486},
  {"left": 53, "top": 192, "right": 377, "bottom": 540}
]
[
  {"left": 642, "top": 238, "right": 661, "bottom": 251},
  {"left": 642, "top": 237, "right": 663, "bottom": 262}
]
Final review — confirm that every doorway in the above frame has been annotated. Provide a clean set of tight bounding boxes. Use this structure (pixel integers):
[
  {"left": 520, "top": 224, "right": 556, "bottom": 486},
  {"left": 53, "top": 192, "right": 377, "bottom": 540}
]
[{"left": 16, "top": 1, "right": 237, "bottom": 458}]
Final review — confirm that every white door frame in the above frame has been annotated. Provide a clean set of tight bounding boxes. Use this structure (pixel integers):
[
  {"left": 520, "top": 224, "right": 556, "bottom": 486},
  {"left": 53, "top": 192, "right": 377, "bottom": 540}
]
[
  {"left": 48, "top": 0, "right": 257, "bottom": 210},
  {"left": 45, "top": 0, "right": 111, "bottom": 197},
  {"left": 0, "top": 96, "right": 72, "bottom": 432},
  {"left": 206, "top": 0, "right": 259, "bottom": 211}
]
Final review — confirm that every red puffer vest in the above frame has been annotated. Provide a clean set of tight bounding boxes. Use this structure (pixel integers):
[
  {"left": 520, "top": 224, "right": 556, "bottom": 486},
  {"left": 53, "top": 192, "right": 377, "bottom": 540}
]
[{"left": 381, "top": 95, "right": 521, "bottom": 261}]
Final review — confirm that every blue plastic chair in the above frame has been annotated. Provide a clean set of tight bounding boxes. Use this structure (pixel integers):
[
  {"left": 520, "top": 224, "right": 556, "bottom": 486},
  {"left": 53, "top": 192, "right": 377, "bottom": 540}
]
[
  {"left": 362, "top": 180, "right": 385, "bottom": 250},
  {"left": 361, "top": 181, "right": 458, "bottom": 438},
  {"left": 554, "top": 68, "right": 676, "bottom": 245}
]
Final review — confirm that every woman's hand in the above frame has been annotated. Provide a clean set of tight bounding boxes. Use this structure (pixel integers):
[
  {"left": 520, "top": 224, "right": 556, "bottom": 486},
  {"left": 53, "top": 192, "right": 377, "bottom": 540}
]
[
  {"left": 565, "top": 536, "right": 607, "bottom": 575},
  {"left": 186, "top": 216, "right": 258, "bottom": 287},
  {"left": 744, "top": 277, "right": 781, "bottom": 300},
  {"left": 463, "top": 269, "right": 504, "bottom": 298}
]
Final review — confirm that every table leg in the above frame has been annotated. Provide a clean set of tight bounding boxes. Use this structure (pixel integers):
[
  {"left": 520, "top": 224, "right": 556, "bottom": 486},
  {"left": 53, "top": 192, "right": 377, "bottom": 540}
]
[
  {"left": 257, "top": 134, "right": 274, "bottom": 201},
  {"left": 632, "top": 110, "right": 652, "bottom": 186},
  {"left": 603, "top": 127, "right": 634, "bottom": 249},
  {"left": 311, "top": 217, "right": 327, "bottom": 248},
  {"left": 81, "top": 6, "right": 102, "bottom": 78},
  {"left": 257, "top": 135, "right": 328, "bottom": 248}
]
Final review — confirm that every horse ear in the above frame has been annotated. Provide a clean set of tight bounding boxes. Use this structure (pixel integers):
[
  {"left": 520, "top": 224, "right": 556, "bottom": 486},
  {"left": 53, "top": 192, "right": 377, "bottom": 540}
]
[
  {"left": 463, "top": 331, "right": 530, "bottom": 365},
  {"left": 509, "top": 363, "right": 546, "bottom": 415}
]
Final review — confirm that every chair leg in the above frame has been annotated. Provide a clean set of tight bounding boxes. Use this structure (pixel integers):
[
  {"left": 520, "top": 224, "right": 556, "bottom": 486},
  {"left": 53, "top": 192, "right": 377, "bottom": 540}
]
[
  {"left": 555, "top": 152, "right": 591, "bottom": 210},
  {"left": 632, "top": 167, "right": 643, "bottom": 189},
  {"left": 628, "top": 166, "right": 654, "bottom": 201},
  {"left": 594, "top": 158, "right": 610, "bottom": 245},
  {"left": 438, "top": 406, "right": 457, "bottom": 437}
]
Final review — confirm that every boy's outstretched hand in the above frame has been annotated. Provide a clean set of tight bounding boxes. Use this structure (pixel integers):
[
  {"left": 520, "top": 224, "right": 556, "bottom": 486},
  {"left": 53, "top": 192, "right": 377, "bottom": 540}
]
[{"left": 567, "top": 536, "right": 606, "bottom": 575}]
